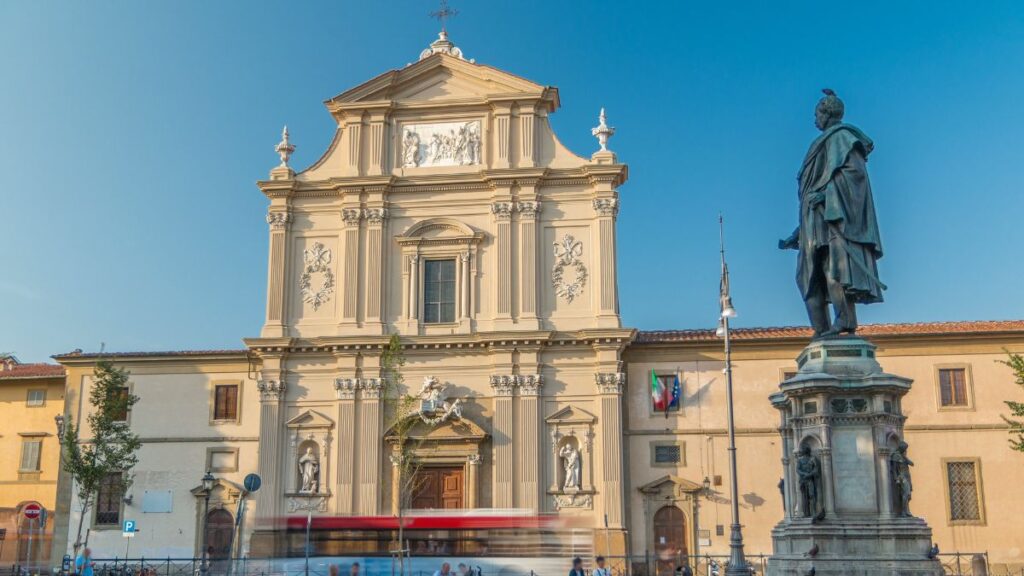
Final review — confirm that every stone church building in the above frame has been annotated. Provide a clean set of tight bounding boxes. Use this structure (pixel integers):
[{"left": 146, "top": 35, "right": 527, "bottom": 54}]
[{"left": 50, "top": 32, "right": 1024, "bottom": 572}]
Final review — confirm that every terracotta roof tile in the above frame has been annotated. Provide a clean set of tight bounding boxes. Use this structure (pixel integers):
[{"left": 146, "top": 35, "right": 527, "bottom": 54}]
[
  {"left": 635, "top": 320, "right": 1024, "bottom": 344},
  {"left": 0, "top": 363, "right": 65, "bottom": 380},
  {"left": 52, "top": 349, "right": 248, "bottom": 360}
]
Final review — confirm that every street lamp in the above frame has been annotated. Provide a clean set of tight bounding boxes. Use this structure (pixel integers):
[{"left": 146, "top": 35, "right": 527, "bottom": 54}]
[
  {"left": 717, "top": 216, "right": 752, "bottom": 576},
  {"left": 200, "top": 470, "right": 215, "bottom": 576}
]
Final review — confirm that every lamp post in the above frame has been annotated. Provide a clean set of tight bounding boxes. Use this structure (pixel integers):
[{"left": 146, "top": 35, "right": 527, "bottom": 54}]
[
  {"left": 717, "top": 215, "right": 752, "bottom": 576},
  {"left": 200, "top": 470, "right": 215, "bottom": 576}
]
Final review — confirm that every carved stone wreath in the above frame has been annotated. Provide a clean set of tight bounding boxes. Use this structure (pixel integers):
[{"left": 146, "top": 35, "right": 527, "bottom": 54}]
[
  {"left": 300, "top": 242, "right": 335, "bottom": 310},
  {"left": 552, "top": 234, "right": 587, "bottom": 303}
]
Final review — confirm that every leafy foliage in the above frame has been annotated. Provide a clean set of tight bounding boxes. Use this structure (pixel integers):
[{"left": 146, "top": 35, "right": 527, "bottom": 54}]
[
  {"left": 1000, "top": 351, "right": 1024, "bottom": 452},
  {"left": 60, "top": 359, "right": 142, "bottom": 553}
]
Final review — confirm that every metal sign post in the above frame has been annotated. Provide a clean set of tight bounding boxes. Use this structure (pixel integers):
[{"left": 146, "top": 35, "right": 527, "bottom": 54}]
[
  {"left": 226, "top": 474, "right": 261, "bottom": 576},
  {"left": 123, "top": 520, "right": 137, "bottom": 560},
  {"left": 23, "top": 502, "right": 43, "bottom": 573}
]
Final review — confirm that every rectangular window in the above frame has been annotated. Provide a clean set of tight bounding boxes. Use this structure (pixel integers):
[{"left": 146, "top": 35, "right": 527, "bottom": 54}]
[
  {"left": 423, "top": 259, "right": 456, "bottom": 324},
  {"left": 109, "top": 386, "right": 130, "bottom": 422},
  {"left": 95, "top": 472, "right": 124, "bottom": 526},
  {"left": 651, "top": 374, "right": 680, "bottom": 413},
  {"left": 213, "top": 384, "right": 239, "bottom": 421},
  {"left": 947, "top": 461, "right": 982, "bottom": 522},
  {"left": 654, "top": 445, "right": 681, "bottom": 464},
  {"left": 26, "top": 389, "right": 46, "bottom": 407},
  {"left": 939, "top": 368, "right": 969, "bottom": 407},
  {"left": 19, "top": 439, "right": 42, "bottom": 471}
]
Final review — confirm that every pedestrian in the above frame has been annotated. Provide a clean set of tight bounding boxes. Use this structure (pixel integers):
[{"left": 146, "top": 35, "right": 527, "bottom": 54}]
[
  {"left": 349, "top": 563, "right": 360, "bottom": 576},
  {"left": 456, "top": 563, "right": 471, "bottom": 576},
  {"left": 328, "top": 565, "right": 339, "bottom": 576},
  {"left": 568, "top": 557, "right": 585, "bottom": 576},
  {"left": 674, "top": 564, "right": 693, "bottom": 576},
  {"left": 434, "top": 562, "right": 452, "bottom": 576},
  {"left": 74, "top": 548, "right": 95, "bottom": 576},
  {"left": 593, "top": 556, "right": 611, "bottom": 576}
]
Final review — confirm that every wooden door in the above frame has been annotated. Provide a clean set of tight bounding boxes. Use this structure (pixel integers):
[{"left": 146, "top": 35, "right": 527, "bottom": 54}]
[
  {"left": 653, "top": 505, "right": 687, "bottom": 572},
  {"left": 411, "top": 467, "right": 464, "bottom": 509},
  {"left": 205, "top": 508, "right": 234, "bottom": 560}
]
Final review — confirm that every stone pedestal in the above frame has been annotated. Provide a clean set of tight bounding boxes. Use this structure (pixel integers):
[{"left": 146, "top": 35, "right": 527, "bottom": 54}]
[{"left": 766, "top": 337, "right": 941, "bottom": 576}]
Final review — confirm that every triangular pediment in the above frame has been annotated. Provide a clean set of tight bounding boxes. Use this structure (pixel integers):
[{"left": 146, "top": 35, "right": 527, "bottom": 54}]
[
  {"left": 286, "top": 409, "right": 334, "bottom": 430},
  {"left": 327, "top": 55, "right": 557, "bottom": 109},
  {"left": 546, "top": 405, "right": 597, "bottom": 425},
  {"left": 638, "top": 475, "right": 705, "bottom": 495}
]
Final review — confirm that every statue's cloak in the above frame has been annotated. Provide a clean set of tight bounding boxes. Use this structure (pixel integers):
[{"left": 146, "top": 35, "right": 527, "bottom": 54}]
[{"left": 796, "top": 123, "right": 885, "bottom": 303}]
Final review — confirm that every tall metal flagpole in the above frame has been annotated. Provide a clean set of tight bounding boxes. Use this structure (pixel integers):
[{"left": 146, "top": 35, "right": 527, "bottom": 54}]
[{"left": 718, "top": 215, "right": 752, "bottom": 576}]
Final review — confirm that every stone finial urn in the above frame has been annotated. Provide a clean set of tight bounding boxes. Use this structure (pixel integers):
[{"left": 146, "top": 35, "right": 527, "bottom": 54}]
[{"left": 766, "top": 337, "right": 942, "bottom": 576}]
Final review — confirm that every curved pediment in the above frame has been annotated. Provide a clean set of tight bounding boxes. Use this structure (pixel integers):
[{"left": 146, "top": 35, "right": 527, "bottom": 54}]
[
  {"left": 397, "top": 218, "right": 484, "bottom": 246},
  {"left": 386, "top": 413, "right": 488, "bottom": 442}
]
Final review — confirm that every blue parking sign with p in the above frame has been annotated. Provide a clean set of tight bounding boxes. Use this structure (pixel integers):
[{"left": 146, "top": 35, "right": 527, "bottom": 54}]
[{"left": 123, "top": 520, "right": 136, "bottom": 533}]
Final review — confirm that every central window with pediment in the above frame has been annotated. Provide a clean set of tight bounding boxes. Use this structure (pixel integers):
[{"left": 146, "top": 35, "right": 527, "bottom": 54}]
[{"left": 424, "top": 259, "right": 457, "bottom": 324}]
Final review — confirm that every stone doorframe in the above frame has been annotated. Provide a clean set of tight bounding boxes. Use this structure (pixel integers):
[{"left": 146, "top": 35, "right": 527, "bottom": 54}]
[
  {"left": 386, "top": 415, "right": 489, "bottom": 514},
  {"left": 190, "top": 478, "right": 242, "bottom": 556},
  {"left": 638, "top": 475, "right": 705, "bottom": 558}
]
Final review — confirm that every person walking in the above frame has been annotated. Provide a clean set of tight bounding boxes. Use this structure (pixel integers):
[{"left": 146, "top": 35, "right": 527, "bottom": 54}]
[
  {"left": 74, "top": 548, "right": 95, "bottom": 576},
  {"left": 593, "top": 556, "right": 612, "bottom": 576},
  {"left": 568, "top": 557, "right": 585, "bottom": 576},
  {"left": 433, "top": 562, "right": 452, "bottom": 576}
]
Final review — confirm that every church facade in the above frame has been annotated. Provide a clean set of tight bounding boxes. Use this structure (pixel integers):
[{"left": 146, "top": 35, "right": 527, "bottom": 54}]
[{"left": 49, "top": 33, "right": 1024, "bottom": 572}]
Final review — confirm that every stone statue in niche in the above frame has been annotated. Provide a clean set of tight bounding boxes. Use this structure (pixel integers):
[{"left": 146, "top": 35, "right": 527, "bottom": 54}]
[
  {"left": 559, "top": 442, "right": 582, "bottom": 491},
  {"left": 298, "top": 446, "right": 320, "bottom": 494},
  {"left": 890, "top": 440, "right": 914, "bottom": 517},
  {"left": 796, "top": 445, "right": 824, "bottom": 522}
]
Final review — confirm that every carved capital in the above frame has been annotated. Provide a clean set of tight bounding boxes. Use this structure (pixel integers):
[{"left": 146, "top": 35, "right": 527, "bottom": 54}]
[
  {"left": 518, "top": 374, "right": 543, "bottom": 396},
  {"left": 364, "top": 208, "right": 388, "bottom": 225},
  {"left": 266, "top": 210, "right": 291, "bottom": 230},
  {"left": 360, "top": 378, "right": 384, "bottom": 399},
  {"left": 516, "top": 201, "right": 542, "bottom": 219},
  {"left": 490, "top": 374, "right": 516, "bottom": 396},
  {"left": 334, "top": 377, "right": 359, "bottom": 400},
  {"left": 595, "top": 372, "right": 625, "bottom": 394},
  {"left": 491, "top": 202, "right": 514, "bottom": 220},
  {"left": 467, "top": 453, "right": 482, "bottom": 465},
  {"left": 592, "top": 197, "right": 619, "bottom": 218},
  {"left": 257, "top": 379, "right": 287, "bottom": 401},
  {"left": 341, "top": 208, "right": 363, "bottom": 227}
]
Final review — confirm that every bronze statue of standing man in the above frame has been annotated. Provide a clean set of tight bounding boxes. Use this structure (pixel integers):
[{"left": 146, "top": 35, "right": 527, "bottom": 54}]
[{"left": 780, "top": 89, "right": 886, "bottom": 338}]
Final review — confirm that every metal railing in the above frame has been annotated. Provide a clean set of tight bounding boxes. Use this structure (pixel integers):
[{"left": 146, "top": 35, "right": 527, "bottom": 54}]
[{"left": 6, "top": 552, "right": 1021, "bottom": 576}]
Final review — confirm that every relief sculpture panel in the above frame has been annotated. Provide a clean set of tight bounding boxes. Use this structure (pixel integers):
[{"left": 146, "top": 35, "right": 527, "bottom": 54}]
[{"left": 401, "top": 120, "right": 482, "bottom": 167}]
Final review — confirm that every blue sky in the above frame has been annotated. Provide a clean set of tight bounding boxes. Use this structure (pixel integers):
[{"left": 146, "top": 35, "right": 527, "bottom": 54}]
[{"left": 2, "top": 1, "right": 1023, "bottom": 362}]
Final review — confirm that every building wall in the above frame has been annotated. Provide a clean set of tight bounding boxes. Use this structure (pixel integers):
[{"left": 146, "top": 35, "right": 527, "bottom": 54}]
[
  {"left": 0, "top": 374, "right": 65, "bottom": 566},
  {"left": 53, "top": 357, "right": 258, "bottom": 559},
  {"left": 623, "top": 334, "right": 1024, "bottom": 567}
]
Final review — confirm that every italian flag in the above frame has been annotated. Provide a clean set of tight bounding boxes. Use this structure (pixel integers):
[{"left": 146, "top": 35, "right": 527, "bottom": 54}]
[{"left": 651, "top": 370, "right": 680, "bottom": 412}]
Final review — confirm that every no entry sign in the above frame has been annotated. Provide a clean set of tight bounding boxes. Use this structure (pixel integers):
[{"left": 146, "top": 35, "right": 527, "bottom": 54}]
[{"left": 22, "top": 502, "right": 42, "bottom": 520}]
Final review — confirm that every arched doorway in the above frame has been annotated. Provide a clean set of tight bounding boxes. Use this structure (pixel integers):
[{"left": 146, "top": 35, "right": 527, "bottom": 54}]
[
  {"left": 653, "top": 505, "right": 687, "bottom": 574},
  {"left": 204, "top": 509, "right": 234, "bottom": 560}
]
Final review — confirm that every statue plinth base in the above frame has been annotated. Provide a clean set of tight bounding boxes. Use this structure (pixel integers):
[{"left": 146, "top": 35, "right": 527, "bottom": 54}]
[{"left": 766, "top": 337, "right": 941, "bottom": 576}]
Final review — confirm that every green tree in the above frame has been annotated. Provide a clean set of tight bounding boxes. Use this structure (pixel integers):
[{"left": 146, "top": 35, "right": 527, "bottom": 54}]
[
  {"left": 380, "top": 335, "right": 427, "bottom": 576},
  {"left": 60, "top": 359, "right": 141, "bottom": 556},
  {"left": 1000, "top": 351, "right": 1024, "bottom": 452}
]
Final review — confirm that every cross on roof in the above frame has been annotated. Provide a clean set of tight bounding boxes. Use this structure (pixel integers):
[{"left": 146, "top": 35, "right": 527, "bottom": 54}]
[{"left": 430, "top": 0, "right": 459, "bottom": 33}]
